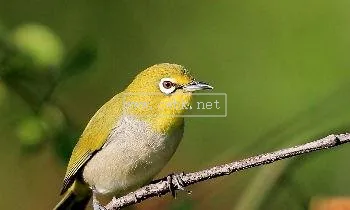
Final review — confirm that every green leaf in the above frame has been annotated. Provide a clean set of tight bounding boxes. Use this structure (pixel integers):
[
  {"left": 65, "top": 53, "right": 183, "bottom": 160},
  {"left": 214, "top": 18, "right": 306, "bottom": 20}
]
[
  {"left": 11, "top": 23, "right": 65, "bottom": 69},
  {"left": 16, "top": 116, "right": 45, "bottom": 146},
  {"left": 61, "top": 40, "right": 97, "bottom": 79}
]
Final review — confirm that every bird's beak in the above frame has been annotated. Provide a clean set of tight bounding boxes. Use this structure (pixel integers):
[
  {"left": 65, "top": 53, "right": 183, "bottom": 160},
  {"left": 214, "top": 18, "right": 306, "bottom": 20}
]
[{"left": 182, "top": 81, "right": 214, "bottom": 92}]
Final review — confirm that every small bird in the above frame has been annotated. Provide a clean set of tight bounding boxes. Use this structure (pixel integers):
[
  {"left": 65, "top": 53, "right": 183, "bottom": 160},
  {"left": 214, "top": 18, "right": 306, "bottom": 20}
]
[{"left": 54, "top": 63, "right": 213, "bottom": 210}]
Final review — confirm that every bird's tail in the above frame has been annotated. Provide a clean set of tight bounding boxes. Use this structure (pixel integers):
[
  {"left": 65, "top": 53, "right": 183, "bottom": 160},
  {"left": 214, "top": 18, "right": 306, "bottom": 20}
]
[{"left": 53, "top": 180, "right": 92, "bottom": 210}]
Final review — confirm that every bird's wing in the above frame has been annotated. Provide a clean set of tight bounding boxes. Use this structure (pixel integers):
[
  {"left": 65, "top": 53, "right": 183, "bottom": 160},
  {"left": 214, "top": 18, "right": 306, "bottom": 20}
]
[{"left": 60, "top": 95, "right": 123, "bottom": 194}]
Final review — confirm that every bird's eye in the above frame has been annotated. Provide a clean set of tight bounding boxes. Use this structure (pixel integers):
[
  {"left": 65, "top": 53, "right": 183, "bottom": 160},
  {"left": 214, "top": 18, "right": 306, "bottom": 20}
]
[
  {"left": 159, "top": 78, "right": 176, "bottom": 94},
  {"left": 162, "top": 81, "right": 174, "bottom": 89}
]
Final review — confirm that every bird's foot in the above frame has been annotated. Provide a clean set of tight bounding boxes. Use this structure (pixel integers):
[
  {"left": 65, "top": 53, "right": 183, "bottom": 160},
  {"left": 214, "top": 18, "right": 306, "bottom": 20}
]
[
  {"left": 167, "top": 172, "right": 190, "bottom": 198},
  {"left": 92, "top": 192, "right": 107, "bottom": 210}
]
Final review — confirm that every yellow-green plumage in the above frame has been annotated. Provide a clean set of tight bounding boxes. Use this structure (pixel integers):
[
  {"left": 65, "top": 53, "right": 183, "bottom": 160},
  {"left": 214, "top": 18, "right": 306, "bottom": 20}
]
[
  {"left": 54, "top": 63, "right": 212, "bottom": 210},
  {"left": 60, "top": 94, "right": 123, "bottom": 195}
]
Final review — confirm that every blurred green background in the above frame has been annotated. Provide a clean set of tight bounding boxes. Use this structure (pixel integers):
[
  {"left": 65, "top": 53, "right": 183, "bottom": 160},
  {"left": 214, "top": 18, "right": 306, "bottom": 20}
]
[{"left": 1, "top": 0, "right": 350, "bottom": 210}]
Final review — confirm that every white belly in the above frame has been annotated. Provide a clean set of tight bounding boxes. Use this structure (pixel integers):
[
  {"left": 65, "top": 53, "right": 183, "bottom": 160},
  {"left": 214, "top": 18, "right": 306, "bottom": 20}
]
[{"left": 82, "top": 115, "right": 183, "bottom": 195}]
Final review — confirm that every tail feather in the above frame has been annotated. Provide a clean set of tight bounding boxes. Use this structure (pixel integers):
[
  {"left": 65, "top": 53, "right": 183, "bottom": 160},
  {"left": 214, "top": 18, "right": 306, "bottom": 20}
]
[{"left": 54, "top": 180, "right": 92, "bottom": 210}]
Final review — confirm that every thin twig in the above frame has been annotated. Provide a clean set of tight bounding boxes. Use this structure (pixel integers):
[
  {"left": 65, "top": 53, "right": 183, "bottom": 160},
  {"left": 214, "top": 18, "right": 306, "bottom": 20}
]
[{"left": 105, "top": 133, "right": 350, "bottom": 210}]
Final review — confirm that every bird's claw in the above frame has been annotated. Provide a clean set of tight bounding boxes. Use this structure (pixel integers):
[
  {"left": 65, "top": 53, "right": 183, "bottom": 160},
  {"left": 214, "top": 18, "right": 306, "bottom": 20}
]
[{"left": 167, "top": 172, "right": 189, "bottom": 198}]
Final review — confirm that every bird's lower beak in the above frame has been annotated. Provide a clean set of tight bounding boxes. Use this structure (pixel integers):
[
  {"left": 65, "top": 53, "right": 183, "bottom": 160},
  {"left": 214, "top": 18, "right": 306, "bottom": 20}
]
[{"left": 182, "top": 81, "right": 214, "bottom": 92}]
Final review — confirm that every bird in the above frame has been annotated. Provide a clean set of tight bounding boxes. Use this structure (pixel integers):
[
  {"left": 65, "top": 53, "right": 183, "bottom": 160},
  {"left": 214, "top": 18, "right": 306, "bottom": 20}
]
[{"left": 54, "top": 63, "right": 213, "bottom": 210}]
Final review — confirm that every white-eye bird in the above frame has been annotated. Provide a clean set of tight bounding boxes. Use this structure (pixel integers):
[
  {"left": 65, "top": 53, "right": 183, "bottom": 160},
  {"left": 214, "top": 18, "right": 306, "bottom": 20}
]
[{"left": 54, "top": 63, "right": 213, "bottom": 210}]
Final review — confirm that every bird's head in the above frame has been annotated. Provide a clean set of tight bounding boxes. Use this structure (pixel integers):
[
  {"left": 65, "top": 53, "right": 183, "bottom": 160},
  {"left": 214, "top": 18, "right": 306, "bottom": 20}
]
[{"left": 123, "top": 63, "right": 213, "bottom": 132}]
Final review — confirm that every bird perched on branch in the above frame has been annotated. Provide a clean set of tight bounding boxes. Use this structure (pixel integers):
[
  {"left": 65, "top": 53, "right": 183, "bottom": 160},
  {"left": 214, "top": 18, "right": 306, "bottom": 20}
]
[{"left": 54, "top": 63, "right": 213, "bottom": 210}]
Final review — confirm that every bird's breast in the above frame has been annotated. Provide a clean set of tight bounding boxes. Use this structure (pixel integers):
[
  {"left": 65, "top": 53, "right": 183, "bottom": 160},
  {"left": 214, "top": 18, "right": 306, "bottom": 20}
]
[{"left": 82, "top": 115, "right": 184, "bottom": 195}]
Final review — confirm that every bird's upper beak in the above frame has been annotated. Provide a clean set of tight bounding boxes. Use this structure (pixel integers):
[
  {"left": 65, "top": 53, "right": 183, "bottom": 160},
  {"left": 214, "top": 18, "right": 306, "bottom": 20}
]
[{"left": 182, "top": 81, "right": 214, "bottom": 92}]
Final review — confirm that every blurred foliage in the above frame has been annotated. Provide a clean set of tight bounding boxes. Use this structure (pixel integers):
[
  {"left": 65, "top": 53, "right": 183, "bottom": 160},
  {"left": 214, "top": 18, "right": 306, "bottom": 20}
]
[
  {"left": 1, "top": 1, "right": 350, "bottom": 210},
  {"left": 12, "top": 23, "right": 64, "bottom": 68},
  {"left": 16, "top": 116, "right": 46, "bottom": 147},
  {"left": 0, "top": 22, "right": 97, "bottom": 156}
]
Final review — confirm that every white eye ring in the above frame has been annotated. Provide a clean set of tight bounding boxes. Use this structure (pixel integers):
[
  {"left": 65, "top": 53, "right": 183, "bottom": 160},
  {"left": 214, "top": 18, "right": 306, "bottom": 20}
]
[{"left": 159, "top": 78, "right": 176, "bottom": 95}]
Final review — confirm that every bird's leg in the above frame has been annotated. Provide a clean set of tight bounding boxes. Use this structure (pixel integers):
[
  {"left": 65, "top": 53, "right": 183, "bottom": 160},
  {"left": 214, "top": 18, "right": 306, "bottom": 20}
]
[
  {"left": 166, "top": 172, "right": 189, "bottom": 198},
  {"left": 91, "top": 187, "right": 107, "bottom": 210}
]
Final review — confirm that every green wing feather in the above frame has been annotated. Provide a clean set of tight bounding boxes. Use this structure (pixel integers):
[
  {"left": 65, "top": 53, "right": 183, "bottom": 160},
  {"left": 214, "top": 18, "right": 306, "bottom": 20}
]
[{"left": 60, "top": 94, "right": 122, "bottom": 194}]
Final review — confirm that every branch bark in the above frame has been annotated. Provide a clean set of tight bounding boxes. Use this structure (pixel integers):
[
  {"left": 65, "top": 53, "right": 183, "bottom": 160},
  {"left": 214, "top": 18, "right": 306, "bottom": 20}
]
[{"left": 105, "top": 133, "right": 350, "bottom": 210}]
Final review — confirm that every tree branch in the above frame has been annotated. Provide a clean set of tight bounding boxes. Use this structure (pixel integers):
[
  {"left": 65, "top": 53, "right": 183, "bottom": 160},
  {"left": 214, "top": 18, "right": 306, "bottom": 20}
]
[{"left": 105, "top": 133, "right": 350, "bottom": 210}]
